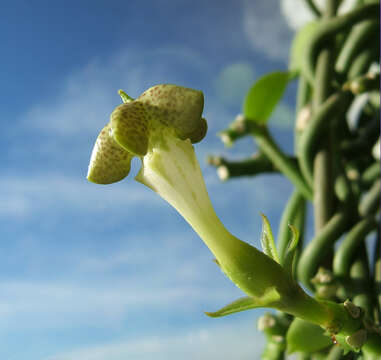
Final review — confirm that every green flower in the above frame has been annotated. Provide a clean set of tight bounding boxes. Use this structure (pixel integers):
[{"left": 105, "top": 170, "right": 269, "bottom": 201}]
[
  {"left": 87, "top": 84, "right": 206, "bottom": 184},
  {"left": 87, "top": 84, "right": 295, "bottom": 302}
]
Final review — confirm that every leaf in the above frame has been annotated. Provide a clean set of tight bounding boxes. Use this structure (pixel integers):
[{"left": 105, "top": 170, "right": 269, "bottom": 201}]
[
  {"left": 243, "top": 71, "right": 291, "bottom": 124},
  {"left": 289, "top": 21, "right": 320, "bottom": 73},
  {"left": 282, "top": 224, "right": 300, "bottom": 276},
  {"left": 205, "top": 287, "right": 281, "bottom": 318},
  {"left": 260, "top": 214, "right": 280, "bottom": 263},
  {"left": 286, "top": 318, "right": 331, "bottom": 354}
]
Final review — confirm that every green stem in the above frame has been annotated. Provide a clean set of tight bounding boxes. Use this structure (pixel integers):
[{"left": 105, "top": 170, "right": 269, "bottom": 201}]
[
  {"left": 341, "top": 119, "right": 380, "bottom": 160},
  {"left": 312, "top": 47, "right": 335, "bottom": 233},
  {"left": 304, "top": 0, "right": 322, "bottom": 17},
  {"left": 361, "top": 162, "right": 380, "bottom": 188},
  {"left": 310, "top": 0, "right": 338, "bottom": 234},
  {"left": 350, "top": 245, "right": 373, "bottom": 317},
  {"left": 333, "top": 217, "right": 376, "bottom": 278},
  {"left": 359, "top": 179, "right": 381, "bottom": 216},
  {"left": 302, "top": 2, "right": 379, "bottom": 83},
  {"left": 362, "top": 332, "right": 381, "bottom": 358},
  {"left": 207, "top": 153, "right": 278, "bottom": 180},
  {"left": 291, "top": 204, "right": 307, "bottom": 281},
  {"left": 295, "top": 76, "right": 312, "bottom": 155},
  {"left": 344, "top": 73, "right": 381, "bottom": 95},
  {"left": 335, "top": 20, "right": 379, "bottom": 75},
  {"left": 298, "top": 354, "right": 311, "bottom": 360},
  {"left": 249, "top": 126, "right": 313, "bottom": 200},
  {"left": 299, "top": 91, "right": 352, "bottom": 186},
  {"left": 326, "top": 345, "right": 343, "bottom": 360},
  {"left": 278, "top": 288, "right": 376, "bottom": 344},
  {"left": 347, "top": 45, "right": 379, "bottom": 79},
  {"left": 296, "top": 76, "right": 312, "bottom": 114},
  {"left": 297, "top": 209, "right": 351, "bottom": 290},
  {"left": 374, "top": 230, "right": 381, "bottom": 322}
]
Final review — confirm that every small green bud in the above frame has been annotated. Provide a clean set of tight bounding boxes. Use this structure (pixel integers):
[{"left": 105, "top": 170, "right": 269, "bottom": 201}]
[
  {"left": 345, "top": 329, "right": 367, "bottom": 350},
  {"left": 343, "top": 300, "right": 361, "bottom": 319},
  {"left": 257, "top": 313, "right": 276, "bottom": 331}
]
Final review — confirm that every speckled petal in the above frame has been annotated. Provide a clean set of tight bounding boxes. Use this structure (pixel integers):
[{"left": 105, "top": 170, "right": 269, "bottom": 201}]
[
  {"left": 137, "top": 84, "right": 205, "bottom": 142},
  {"left": 87, "top": 124, "right": 132, "bottom": 184},
  {"left": 110, "top": 101, "right": 149, "bottom": 156},
  {"left": 188, "top": 117, "right": 208, "bottom": 143}
]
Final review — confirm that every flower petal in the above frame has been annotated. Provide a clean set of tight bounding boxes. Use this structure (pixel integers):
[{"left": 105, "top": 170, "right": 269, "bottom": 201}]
[
  {"left": 110, "top": 101, "right": 149, "bottom": 156},
  {"left": 138, "top": 84, "right": 205, "bottom": 142},
  {"left": 87, "top": 124, "right": 132, "bottom": 184}
]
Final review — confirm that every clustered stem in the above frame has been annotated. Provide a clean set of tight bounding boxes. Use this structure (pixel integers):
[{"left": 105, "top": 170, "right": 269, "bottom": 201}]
[{"left": 211, "top": 0, "right": 380, "bottom": 357}]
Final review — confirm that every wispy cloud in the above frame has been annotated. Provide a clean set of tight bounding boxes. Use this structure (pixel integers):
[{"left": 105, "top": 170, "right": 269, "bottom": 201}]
[
  {"left": 0, "top": 280, "right": 232, "bottom": 330},
  {"left": 243, "top": 0, "right": 294, "bottom": 61},
  {"left": 0, "top": 173, "right": 155, "bottom": 219},
  {"left": 45, "top": 319, "right": 265, "bottom": 360}
]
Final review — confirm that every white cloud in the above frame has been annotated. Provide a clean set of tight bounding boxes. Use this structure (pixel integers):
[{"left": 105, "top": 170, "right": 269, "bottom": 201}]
[
  {"left": 0, "top": 229, "right": 245, "bottom": 331},
  {"left": 0, "top": 173, "right": 155, "bottom": 219},
  {"left": 242, "top": 0, "right": 294, "bottom": 61},
  {"left": 0, "top": 280, "right": 229, "bottom": 329},
  {"left": 45, "top": 320, "right": 265, "bottom": 360},
  {"left": 214, "top": 63, "right": 256, "bottom": 107},
  {"left": 280, "top": 0, "right": 358, "bottom": 30}
]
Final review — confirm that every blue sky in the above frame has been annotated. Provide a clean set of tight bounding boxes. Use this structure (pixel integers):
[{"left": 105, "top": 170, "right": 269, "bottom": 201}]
[{"left": 0, "top": 1, "right": 318, "bottom": 359}]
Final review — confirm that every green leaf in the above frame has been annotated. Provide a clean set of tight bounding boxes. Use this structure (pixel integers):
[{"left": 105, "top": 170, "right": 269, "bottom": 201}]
[
  {"left": 289, "top": 21, "right": 320, "bottom": 73},
  {"left": 282, "top": 224, "right": 300, "bottom": 276},
  {"left": 205, "top": 287, "right": 281, "bottom": 318},
  {"left": 286, "top": 318, "right": 331, "bottom": 354},
  {"left": 260, "top": 214, "right": 280, "bottom": 263},
  {"left": 243, "top": 71, "right": 291, "bottom": 124}
]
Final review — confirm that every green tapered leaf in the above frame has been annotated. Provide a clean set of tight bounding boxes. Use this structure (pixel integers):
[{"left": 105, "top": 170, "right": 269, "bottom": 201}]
[
  {"left": 289, "top": 21, "right": 320, "bottom": 73},
  {"left": 206, "top": 287, "right": 280, "bottom": 318},
  {"left": 287, "top": 318, "right": 331, "bottom": 354},
  {"left": 260, "top": 214, "right": 280, "bottom": 263},
  {"left": 283, "top": 224, "right": 300, "bottom": 275},
  {"left": 243, "top": 71, "right": 291, "bottom": 124},
  {"left": 205, "top": 297, "right": 259, "bottom": 318}
]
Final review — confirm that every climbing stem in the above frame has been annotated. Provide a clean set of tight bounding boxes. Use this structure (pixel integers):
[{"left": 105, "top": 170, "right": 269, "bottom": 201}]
[
  {"left": 295, "top": 76, "right": 311, "bottom": 155},
  {"left": 312, "top": 51, "right": 335, "bottom": 232},
  {"left": 335, "top": 20, "right": 379, "bottom": 76},
  {"left": 207, "top": 153, "right": 278, "bottom": 181},
  {"left": 333, "top": 217, "right": 377, "bottom": 278},
  {"left": 350, "top": 246, "right": 373, "bottom": 317},
  {"left": 374, "top": 230, "right": 381, "bottom": 322},
  {"left": 326, "top": 345, "right": 342, "bottom": 360},
  {"left": 347, "top": 45, "right": 379, "bottom": 79},
  {"left": 302, "top": 2, "right": 379, "bottom": 83},
  {"left": 297, "top": 209, "right": 351, "bottom": 290},
  {"left": 248, "top": 125, "right": 313, "bottom": 200},
  {"left": 359, "top": 179, "right": 381, "bottom": 216},
  {"left": 298, "top": 91, "right": 352, "bottom": 186},
  {"left": 304, "top": 0, "right": 322, "bottom": 17}
]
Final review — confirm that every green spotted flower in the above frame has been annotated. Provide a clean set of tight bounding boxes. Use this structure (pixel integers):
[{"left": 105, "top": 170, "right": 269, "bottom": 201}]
[
  {"left": 87, "top": 84, "right": 296, "bottom": 302},
  {"left": 87, "top": 84, "right": 377, "bottom": 351}
]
